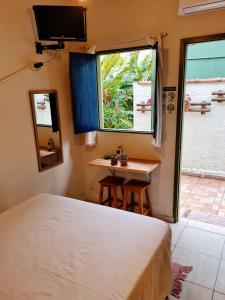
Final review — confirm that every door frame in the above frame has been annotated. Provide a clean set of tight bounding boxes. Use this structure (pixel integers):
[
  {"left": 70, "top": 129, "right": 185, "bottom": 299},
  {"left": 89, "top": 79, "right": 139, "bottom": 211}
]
[{"left": 173, "top": 32, "right": 225, "bottom": 222}]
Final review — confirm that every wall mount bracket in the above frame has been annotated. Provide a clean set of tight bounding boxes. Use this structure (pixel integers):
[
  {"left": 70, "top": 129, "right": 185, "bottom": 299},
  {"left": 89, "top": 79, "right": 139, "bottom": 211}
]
[{"left": 35, "top": 41, "right": 65, "bottom": 54}]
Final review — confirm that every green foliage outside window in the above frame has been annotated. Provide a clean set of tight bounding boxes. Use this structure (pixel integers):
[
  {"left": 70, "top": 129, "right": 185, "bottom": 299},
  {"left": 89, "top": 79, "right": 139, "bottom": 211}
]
[{"left": 100, "top": 50, "right": 153, "bottom": 130}]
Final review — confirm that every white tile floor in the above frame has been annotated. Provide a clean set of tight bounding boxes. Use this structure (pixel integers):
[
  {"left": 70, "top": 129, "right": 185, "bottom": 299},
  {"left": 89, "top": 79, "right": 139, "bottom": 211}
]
[{"left": 170, "top": 218, "right": 225, "bottom": 300}]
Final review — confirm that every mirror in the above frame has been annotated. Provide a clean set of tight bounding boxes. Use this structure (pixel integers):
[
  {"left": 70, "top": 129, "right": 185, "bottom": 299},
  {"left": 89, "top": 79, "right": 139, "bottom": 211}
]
[{"left": 30, "top": 90, "right": 63, "bottom": 171}]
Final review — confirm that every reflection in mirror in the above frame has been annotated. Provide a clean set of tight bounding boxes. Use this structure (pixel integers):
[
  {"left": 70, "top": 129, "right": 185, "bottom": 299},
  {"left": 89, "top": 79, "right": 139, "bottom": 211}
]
[{"left": 30, "top": 90, "right": 63, "bottom": 171}]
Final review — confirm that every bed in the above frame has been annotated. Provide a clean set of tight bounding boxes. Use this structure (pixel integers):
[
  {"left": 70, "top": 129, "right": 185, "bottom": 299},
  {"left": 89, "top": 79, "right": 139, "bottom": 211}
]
[{"left": 0, "top": 193, "right": 172, "bottom": 300}]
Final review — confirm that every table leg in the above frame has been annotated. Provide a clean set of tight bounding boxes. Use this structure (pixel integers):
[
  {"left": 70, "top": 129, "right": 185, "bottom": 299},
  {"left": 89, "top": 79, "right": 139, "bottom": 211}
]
[
  {"left": 138, "top": 192, "right": 144, "bottom": 215},
  {"left": 123, "top": 190, "right": 127, "bottom": 210},
  {"left": 131, "top": 192, "right": 135, "bottom": 212},
  {"left": 145, "top": 188, "right": 152, "bottom": 216},
  {"left": 108, "top": 187, "right": 112, "bottom": 207},
  {"left": 112, "top": 186, "right": 117, "bottom": 208},
  {"left": 99, "top": 185, "right": 104, "bottom": 205}
]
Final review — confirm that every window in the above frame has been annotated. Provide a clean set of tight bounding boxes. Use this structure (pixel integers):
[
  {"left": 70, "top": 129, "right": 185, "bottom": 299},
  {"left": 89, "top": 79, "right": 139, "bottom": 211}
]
[
  {"left": 97, "top": 47, "right": 157, "bottom": 133},
  {"left": 69, "top": 47, "right": 157, "bottom": 134}
]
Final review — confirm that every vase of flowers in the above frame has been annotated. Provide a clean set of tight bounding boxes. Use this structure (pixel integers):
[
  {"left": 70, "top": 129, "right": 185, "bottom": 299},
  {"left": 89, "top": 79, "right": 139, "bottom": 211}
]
[{"left": 119, "top": 153, "right": 128, "bottom": 166}]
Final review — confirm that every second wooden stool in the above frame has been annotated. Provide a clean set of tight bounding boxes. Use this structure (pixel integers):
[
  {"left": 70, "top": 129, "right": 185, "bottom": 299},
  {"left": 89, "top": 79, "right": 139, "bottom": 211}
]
[
  {"left": 122, "top": 180, "right": 152, "bottom": 216},
  {"left": 98, "top": 176, "right": 125, "bottom": 208}
]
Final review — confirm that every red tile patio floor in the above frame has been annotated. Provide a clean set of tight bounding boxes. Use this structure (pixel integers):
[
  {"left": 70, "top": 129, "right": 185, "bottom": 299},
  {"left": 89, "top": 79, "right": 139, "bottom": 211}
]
[{"left": 180, "top": 175, "right": 225, "bottom": 217}]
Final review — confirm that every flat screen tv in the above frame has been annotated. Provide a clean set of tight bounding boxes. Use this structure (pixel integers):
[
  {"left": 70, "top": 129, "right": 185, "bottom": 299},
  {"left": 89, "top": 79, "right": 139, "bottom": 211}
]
[{"left": 33, "top": 5, "right": 87, "bottom": 42}]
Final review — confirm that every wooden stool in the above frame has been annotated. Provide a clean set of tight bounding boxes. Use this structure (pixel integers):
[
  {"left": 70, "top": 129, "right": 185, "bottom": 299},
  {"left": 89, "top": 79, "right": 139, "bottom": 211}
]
[
  {"left": 98, "top": 176, "right": 125, "bottom": 208},
  {"left": 122, "top": 180, "right": 152, "bottom": 216}
]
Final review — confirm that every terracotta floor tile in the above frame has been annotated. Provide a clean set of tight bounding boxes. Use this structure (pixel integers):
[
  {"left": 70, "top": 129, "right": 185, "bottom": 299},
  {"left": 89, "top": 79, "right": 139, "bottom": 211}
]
[
  {"left": 218, "top": 212, "right": 225, "bottom": 217},
  {"left": 181, "top": 190, "right": 190, "bottom": 195},
  {"left": 208, "top": 192, "right": 218, "bottom": 197},
  {"left": 217, "top": 193, "right": 224, "bottom": 198},
  {"left": 189, "top": 206, "right": 203, "bottom": 212},
  {"left": 214, "top": 199, "right": 223, "bottom": 205},
  {"left": 212, "top": 205, "right": 220, "bottom": 210},
  {"left": 200, "top": 198, "right": 214, "bottom": 205},
  {"left": 207, "top": 188, "right": 219, "bottom": 192},
  {"left": 180, "top": 175, "right": 225, "bottom": 220}
]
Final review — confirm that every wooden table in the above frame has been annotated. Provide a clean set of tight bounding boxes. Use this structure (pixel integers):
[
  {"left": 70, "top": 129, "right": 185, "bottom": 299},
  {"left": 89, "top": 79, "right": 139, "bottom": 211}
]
[
  {"left": 88, "top": 158, "right": 160, "bottom": 211},
  {"left": 88, "top": 157, "right": 160, "bottom": 176},
  {"left": 89, "top": 157, "right": 160, "bottom": 212}
]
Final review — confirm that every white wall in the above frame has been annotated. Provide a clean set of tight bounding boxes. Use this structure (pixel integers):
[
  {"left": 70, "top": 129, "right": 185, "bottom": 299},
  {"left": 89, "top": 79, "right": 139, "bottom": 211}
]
[
  {"left": 186, "top": 81, "right": 225, "bottom": 102},
  {"left": 182, "top": 82, "right": 225, "bottom": 176},
  {"left": 133, "top": 82, "right": 152, "bottom": 131}
]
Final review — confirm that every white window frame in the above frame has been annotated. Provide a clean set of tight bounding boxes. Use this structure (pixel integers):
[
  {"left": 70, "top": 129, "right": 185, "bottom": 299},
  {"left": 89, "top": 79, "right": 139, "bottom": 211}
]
[{"left": 96, "top": 46, "right": 157, "bottom": 134}]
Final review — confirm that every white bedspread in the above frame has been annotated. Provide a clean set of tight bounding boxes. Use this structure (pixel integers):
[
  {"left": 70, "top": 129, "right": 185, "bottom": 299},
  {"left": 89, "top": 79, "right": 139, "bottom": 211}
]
[{"left": 0, "top": 193, "right": 171, "bottom": 300}]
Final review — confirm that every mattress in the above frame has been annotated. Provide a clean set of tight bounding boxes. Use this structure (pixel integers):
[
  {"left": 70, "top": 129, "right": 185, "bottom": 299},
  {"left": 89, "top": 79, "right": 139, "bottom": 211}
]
[{"left": 0, "top": 193, "right": 171, "bottom": 300}]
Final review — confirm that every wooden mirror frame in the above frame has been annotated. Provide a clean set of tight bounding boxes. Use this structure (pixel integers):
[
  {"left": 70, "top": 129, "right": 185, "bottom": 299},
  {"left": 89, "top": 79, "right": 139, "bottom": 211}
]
[{"left": 30, "top": 90, "right": 63, "bottom": 172}]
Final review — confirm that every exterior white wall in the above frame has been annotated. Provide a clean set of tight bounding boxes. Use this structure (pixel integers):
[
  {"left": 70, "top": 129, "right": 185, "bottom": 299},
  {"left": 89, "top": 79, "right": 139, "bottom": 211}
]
[
  {"left": 33, "top": 94, "right": 52, "bottom": 126},
  {"left": 133, "top": 82, "right": 152, "bottom": 131},
  {"left": 185, "top": 82, "right": 225, "bottom": 102},
  {"left": 182, "top": 82, "right": 225, "bottom": 177}
]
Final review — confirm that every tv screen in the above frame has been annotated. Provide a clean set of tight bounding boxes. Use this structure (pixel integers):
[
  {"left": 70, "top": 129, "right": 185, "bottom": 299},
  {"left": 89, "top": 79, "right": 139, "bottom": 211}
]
[{"left": 33, "top": 5, "right": 87, "bottom": 42}]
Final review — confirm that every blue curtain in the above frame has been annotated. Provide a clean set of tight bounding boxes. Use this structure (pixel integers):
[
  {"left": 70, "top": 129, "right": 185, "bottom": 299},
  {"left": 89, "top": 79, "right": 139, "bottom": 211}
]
[
  {"left": 69, "top": 53, "right": 99, "bottom": 133},
  {"left": 49, "top": 92, "right": 59, "bottom": 132}
]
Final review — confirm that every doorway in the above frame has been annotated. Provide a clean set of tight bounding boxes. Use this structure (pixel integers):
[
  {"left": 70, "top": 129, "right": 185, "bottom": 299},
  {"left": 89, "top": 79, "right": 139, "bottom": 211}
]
[{"left": 174, "top": 33, "right": 225, "bottom": 226}]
